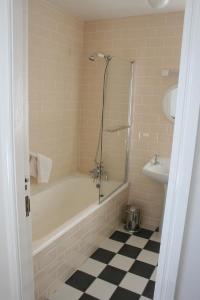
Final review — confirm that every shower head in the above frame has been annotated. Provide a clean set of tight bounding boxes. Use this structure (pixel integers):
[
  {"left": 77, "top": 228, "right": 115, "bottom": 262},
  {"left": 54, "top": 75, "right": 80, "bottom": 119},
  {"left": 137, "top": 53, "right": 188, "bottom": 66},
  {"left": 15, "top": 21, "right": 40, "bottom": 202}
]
[{"left": 89, "top": 52, "right": 111, "bottom": 62}]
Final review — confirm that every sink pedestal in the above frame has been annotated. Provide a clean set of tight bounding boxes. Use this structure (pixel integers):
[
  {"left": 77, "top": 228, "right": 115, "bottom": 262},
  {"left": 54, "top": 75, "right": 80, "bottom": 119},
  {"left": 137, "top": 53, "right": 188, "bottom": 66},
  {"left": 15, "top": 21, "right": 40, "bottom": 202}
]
[{"left": 142, "top": 157, "right": 170, "bottom": 233}]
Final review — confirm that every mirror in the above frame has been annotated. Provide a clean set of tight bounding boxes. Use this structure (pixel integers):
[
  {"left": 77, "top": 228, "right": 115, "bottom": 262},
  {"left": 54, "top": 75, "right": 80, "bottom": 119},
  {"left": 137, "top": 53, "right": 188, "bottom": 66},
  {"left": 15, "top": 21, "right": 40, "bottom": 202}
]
[{"left": 163, "top": 84, "right": 178, "bottom": 122}]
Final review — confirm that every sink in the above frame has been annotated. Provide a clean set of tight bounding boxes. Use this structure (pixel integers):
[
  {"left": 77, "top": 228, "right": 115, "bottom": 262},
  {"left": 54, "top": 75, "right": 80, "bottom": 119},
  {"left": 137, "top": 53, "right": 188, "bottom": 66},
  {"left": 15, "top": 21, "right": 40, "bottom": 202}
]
[
  {"left": 143, "top": 157, "right": 170, "bottom": 233},
  {"left": 143, "top": 158, "right": 170, "bottom": 184}
]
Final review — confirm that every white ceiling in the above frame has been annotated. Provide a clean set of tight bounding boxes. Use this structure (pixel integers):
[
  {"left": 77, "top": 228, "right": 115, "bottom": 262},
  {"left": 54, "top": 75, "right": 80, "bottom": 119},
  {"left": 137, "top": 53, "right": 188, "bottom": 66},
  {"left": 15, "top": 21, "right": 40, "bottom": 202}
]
[{"left": 50, "top": 0, "right": 185, "bottom": 21}]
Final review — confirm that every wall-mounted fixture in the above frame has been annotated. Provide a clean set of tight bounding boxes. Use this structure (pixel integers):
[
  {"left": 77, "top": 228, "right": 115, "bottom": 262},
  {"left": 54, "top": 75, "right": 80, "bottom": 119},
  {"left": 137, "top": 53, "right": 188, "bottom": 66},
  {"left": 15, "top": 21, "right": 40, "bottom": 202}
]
[{"left": 148, "top": 0, "right": 170, "bottom": 9}]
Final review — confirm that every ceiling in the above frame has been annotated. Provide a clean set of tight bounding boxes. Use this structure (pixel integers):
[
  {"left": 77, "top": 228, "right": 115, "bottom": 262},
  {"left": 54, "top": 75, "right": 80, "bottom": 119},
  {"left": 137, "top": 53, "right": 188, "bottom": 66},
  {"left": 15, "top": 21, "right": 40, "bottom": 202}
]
[{"left": 50, "top": 0, "right": 186, "bottom": 21}]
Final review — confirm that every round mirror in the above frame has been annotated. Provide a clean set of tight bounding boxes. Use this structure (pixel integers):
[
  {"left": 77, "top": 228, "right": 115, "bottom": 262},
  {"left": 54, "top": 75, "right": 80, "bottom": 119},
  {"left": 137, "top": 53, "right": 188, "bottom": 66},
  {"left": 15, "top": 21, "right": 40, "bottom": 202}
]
[{"left": 163, "top": 84, "right": 178, "bottom": 122}]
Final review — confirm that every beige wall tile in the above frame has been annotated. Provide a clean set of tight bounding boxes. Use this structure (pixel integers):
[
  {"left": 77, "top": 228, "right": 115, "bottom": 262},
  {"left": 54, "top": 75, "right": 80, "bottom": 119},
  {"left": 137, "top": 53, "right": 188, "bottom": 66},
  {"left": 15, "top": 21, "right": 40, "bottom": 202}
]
[{"left": 29, "top": 0, "right": 84, "bottom": 192}]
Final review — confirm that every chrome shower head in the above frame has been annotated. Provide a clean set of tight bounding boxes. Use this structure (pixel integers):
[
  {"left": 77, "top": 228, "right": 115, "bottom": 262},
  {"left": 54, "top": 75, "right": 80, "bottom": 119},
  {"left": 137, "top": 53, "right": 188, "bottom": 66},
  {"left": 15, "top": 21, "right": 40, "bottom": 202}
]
[{"left": 89, "top": 52, "right": 111, "bottom": 62}]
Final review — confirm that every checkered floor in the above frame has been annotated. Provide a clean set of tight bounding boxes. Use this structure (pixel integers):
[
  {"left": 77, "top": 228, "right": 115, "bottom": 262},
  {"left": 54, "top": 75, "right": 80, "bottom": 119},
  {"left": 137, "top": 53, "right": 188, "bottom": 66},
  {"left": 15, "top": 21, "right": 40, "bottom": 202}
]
[{"left": 49, "top": 227, "right": 161, "bottom": 300}]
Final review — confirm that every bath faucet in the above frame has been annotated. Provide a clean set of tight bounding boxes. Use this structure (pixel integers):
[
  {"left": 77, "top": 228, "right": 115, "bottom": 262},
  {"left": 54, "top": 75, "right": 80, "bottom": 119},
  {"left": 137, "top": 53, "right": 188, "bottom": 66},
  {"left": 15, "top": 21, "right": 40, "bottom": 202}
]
[
  {"left": 90, "top": 162, "right": 101, "bottom": 181},
  {"left": 89, "top": 162, "right": 108, "bottom": 183},
  {"left": 152, "top": 154, "right": 160, "bottom": 165}
]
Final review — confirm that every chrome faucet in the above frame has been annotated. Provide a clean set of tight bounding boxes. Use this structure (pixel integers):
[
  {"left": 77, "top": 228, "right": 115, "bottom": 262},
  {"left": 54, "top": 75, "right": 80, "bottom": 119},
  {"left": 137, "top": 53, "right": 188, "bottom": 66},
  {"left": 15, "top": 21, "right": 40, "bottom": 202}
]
[
  {"left": 152, "top": 154, "right": 160, "bottom": 165},
  {"left": 89, "top": 161, "right": 108, "bottom": 183}
]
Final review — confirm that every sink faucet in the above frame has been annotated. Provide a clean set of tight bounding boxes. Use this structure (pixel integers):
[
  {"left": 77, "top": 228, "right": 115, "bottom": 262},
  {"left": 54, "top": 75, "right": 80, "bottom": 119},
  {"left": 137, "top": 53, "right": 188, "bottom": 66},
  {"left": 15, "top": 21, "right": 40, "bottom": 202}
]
[{"left": 152, "top": 154, "right": 160, "bottom": 165}]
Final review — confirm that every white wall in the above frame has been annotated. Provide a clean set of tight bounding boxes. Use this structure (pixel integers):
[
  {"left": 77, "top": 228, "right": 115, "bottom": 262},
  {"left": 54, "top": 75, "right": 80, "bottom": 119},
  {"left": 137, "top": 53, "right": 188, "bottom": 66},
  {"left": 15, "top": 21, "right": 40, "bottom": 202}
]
[{"left": 175, "top": 125, "right": 200, "bottom": 299}]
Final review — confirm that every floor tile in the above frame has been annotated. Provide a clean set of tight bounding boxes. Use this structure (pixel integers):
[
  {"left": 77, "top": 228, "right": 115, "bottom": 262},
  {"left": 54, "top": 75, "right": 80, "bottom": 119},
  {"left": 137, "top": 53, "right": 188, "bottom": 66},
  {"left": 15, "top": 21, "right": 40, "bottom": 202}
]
[
  {"left": 109, "top": 254, "right": 134, "bottom": 271},
  {"left": 110, "top": 287, "right": 140, "bottom": 300},
  {"left": 66, "top": 270, "right": 95, "bottom": 292},
  {"left": 126, "top": 235, "right": 148, "bottom": 248},
  {"left": 49, "top": 284, "right": 82, "bottom": 300},
  {"left": 150, "top": 231, "right": 161, "bottom": 243},
  {"left": 144, "top": 241, "right": 160, "bottom": 253},
  {"left": 118, "top": 244, "right": 141, "bottom": 259},
  {"left": 50, "top": 226, "right": 160, "bottom": 300},
  {"left": 79, "top": 294, "right": 99, "bottom": 300},
  {"left": 100, "top": 238, "right": 124, "bottom": 253},
  {"left": 150, "top": 267, "right": 157, "bottom": 282},
  {"left": 91, "top": 248, "right": 115, "bottom": 264},
  {"left": 79, "top": 258, "right": 106, "bottom": 277},
  {"left": 142, "top": 280, "right": 155, "bottom": 299},
  {"left": 99, "top": 265, "right": 126, "bottom": 285},
  {"left": 120, "top": 273, "right": 148, "bottom": 295},
  {"left": 110, "top": 231, "right": 130, "bottom": 243},
  {"left": 86, "top": 278, "right": 117, "bottom": 300},
  {"left": 134, "top": 229, "right": 154, "bottom": 239},
  {"left": 137, "top": 249, "right": 159, "bottom": 266},
  {"left": 129, "top": 261, "right": 155, "bottom": 279}
]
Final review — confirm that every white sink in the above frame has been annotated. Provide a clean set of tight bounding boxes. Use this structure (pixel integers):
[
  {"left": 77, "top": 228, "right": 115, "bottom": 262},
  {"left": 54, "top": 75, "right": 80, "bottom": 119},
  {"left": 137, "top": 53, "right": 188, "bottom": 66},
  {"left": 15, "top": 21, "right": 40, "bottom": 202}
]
[{"left": 143, "top": 158, "right": 170, "bottom": 184}]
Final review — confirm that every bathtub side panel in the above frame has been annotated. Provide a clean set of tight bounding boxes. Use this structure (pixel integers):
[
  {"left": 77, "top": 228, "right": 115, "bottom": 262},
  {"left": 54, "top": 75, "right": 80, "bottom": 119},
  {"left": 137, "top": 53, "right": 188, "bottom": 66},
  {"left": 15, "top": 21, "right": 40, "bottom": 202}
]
[{"left": 33, "top": 187, "right": 128, "bottom": 300}]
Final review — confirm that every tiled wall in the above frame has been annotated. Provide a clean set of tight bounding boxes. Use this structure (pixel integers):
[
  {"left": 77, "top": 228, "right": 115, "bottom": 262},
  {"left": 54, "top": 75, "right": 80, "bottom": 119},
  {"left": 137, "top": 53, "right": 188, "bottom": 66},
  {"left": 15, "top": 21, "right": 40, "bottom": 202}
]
[
  {"left": 80, "top": 12, "right": 184, "bottom": 227},
  {"left": 29, "top": 0, "right": 84, "bottom": 192},
  {"left": 34, "top": 187, "right": 128, "bottom": 300}
]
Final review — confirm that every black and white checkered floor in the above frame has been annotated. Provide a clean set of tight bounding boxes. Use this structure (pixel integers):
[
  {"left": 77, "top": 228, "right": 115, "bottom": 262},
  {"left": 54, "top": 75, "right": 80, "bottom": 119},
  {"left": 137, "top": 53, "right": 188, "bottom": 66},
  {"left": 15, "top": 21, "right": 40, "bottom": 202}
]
[{"left": 50, "top": 227, "right": 161, "bottom": 300}]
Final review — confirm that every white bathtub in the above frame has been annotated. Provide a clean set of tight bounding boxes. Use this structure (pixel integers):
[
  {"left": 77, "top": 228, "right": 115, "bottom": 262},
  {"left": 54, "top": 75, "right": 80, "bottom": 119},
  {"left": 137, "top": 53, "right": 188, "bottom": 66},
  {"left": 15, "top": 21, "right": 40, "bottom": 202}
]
[{"left": 31, "top": 174, "right": 126, "bottom": 256}]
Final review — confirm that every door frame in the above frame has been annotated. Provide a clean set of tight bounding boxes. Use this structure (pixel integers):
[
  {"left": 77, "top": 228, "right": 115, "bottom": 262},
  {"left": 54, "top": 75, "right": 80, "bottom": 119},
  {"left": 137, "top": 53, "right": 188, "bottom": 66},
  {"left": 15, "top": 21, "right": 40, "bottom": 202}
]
[
  {"left": 0, "top": 0, "right": 199, "bottom": 299},
  {"left": 0, "top": 0, "right": 34, "bottom": 300},
  {"left": 154, "top": 0, "right": 200, "bottom": 299}
]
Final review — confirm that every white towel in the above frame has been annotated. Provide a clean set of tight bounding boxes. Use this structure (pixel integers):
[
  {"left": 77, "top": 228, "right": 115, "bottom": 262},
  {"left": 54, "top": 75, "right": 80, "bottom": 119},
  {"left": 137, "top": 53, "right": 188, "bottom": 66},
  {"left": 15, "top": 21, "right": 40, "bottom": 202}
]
[
  {"left": 30, "top": 152, "right": 37, "bottom": 178},
  {"left": 37, "top": 153, "right": 53, "bottom": 183}
]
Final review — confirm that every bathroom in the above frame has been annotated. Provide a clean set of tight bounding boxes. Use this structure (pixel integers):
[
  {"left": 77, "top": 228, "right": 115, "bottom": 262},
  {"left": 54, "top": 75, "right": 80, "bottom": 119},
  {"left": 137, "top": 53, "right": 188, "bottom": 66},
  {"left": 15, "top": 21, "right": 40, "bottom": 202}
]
[
  {"left": 29, "top": 0, "right": 184, "bottom": 300},
  {"left": 5, "top": 0, "right": 200, "bottom": 300},
  {"left": 28, "top": 0, "right": 185, "bottom": 299}
]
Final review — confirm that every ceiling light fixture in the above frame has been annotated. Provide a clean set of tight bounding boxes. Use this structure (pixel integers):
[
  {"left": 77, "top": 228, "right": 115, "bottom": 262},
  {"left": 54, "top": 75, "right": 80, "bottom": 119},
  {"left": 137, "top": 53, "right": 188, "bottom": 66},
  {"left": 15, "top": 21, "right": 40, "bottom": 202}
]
[{"left": 148, "top": 0, "right": 170, "bottom": 9}]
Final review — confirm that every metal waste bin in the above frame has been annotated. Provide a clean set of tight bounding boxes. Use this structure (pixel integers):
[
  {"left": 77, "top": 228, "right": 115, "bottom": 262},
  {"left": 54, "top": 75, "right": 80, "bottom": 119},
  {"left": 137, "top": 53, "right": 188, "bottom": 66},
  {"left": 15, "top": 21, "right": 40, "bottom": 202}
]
[{"left": 125, "top": 206, "right": 140, "bottom": 233}]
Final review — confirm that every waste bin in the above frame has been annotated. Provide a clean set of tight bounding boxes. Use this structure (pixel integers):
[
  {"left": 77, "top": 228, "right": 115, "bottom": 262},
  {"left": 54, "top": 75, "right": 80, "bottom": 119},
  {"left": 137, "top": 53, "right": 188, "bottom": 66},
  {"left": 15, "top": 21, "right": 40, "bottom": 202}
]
[{"left": 125, "top": 206, "right": 140, "bottom": 233}]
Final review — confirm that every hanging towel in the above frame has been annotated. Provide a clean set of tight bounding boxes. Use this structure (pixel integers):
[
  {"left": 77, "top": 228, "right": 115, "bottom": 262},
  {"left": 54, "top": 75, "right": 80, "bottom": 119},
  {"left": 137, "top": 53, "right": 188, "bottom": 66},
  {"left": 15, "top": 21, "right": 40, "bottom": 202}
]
[
  {"left": 30, "top": 152, "right": 37, "bottom": 178},
  {"left": 37, "top": 153, "right": 53, "bottom": 183}
]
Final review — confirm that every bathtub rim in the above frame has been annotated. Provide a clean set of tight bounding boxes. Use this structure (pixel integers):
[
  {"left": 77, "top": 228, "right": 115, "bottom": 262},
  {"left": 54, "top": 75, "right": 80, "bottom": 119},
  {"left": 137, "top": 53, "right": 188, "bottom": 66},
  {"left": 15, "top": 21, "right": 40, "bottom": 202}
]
[
  {"left": 32, "top": 182, "right": 128, "bottom": 256},
  {"left": 31, "top": 172, "right": 93, "bottom": 196}
]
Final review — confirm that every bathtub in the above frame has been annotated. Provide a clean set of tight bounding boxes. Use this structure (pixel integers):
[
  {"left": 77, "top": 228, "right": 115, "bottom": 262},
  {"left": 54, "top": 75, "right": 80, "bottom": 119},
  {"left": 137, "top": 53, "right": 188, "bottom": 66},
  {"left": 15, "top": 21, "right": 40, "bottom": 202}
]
[{"left": 31, "top": 174, "right": 127, "bottom": 256}]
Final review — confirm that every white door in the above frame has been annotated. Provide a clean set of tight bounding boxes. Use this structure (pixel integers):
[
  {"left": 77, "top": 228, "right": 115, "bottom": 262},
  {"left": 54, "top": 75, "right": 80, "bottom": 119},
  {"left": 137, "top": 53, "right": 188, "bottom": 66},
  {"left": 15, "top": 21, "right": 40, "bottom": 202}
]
[
  {"left": 0, "top": 0, "right": 34, "bottom": 299},
  {"left": 154, "top": 0, "right": 200, "bottom": 299}
]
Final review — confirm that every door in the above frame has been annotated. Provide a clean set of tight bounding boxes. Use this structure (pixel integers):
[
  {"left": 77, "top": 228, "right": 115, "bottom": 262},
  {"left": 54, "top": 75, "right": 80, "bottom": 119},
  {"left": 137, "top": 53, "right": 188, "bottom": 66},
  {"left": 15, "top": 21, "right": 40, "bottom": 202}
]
[{"left": 0, "top": 0, "right": 34, "bottom": 299}]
